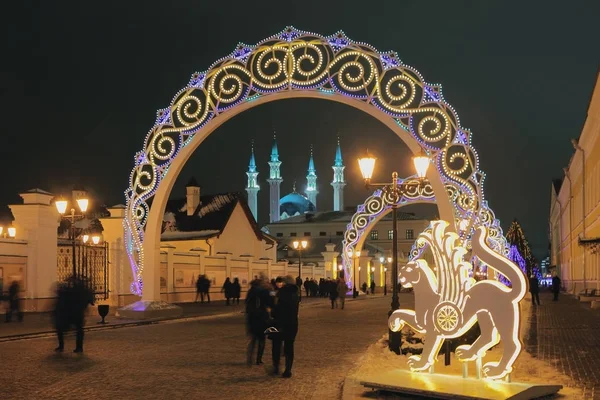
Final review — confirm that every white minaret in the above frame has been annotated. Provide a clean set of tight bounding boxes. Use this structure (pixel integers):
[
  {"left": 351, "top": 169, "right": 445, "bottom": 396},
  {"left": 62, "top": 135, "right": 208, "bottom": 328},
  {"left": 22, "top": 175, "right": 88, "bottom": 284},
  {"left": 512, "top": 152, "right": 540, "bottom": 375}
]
[
  {"left": 245, "top": 141, "right": 260, "bottom": 222},
  {"left": 306, "top": 145, "right": 318, "bottom": 210},
  {"left": 267, "top": 135, "right": 283, "bottom": 223},
  {"left": 331, "top": 137, "right": 346, "bottom": 211}
]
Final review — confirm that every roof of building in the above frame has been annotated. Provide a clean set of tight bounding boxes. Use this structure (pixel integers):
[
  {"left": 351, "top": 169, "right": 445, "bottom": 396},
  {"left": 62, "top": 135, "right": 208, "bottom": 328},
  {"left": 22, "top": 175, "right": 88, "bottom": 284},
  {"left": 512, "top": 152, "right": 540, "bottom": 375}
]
[
  {"left": 552, "top": 178, "right": 563, "bottom": 194},
  {"left": 279, "top": 192, "right": 315, "bottom": 217},
  {"left": 163, "top": 192, "right": 273, "bottom": 244},
  {"left": 186, "top": 177, "right": 200, "bottom": 187},
  {"left": 269, "top": 209, "right": 422, "bottom": 225}
]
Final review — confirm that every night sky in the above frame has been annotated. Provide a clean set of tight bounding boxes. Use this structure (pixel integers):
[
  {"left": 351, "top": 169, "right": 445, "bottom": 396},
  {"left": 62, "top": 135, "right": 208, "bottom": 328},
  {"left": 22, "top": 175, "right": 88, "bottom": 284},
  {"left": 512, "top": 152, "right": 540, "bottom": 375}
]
[{"left": 1, "top": 1, "right": 598, "bottom": 260}]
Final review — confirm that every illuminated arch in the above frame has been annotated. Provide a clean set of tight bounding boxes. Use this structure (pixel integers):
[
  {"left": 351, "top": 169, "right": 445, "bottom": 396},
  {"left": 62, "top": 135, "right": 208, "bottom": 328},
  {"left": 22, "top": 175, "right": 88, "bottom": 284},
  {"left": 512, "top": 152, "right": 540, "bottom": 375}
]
[{"left": 125, "top": 27, "right": 493, "bottom": 299}]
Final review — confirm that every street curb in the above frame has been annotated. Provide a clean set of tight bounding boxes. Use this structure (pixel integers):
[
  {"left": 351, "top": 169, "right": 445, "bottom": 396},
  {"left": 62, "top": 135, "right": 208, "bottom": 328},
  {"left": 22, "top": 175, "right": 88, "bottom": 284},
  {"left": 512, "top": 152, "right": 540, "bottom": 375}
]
[{"left": 0, "top": 296, "right": 386, "bottom": 343}]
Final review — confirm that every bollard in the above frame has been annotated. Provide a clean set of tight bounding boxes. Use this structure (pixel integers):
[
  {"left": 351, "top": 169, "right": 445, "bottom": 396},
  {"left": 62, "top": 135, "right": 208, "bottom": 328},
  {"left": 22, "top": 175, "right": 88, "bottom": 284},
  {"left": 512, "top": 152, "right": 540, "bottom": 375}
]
[
  {"left": 505, "top": 373, "right": 511, "bottom": 383},
  {"left": 475, "top": 357, "right": 482, "bottom": 379},
  {"left": 462, "top": 362, "right": 468, "bottom": 378}
]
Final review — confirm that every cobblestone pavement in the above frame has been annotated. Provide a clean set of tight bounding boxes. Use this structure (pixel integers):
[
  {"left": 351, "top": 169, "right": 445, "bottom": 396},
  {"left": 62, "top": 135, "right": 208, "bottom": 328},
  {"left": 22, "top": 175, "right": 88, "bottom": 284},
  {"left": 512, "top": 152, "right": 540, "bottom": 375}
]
[
  {"left": 0, "top": 294, "right": 408, "bottom": 399},
  {"left": 527, "top": 291, "right": 600, "bottom": 399}
]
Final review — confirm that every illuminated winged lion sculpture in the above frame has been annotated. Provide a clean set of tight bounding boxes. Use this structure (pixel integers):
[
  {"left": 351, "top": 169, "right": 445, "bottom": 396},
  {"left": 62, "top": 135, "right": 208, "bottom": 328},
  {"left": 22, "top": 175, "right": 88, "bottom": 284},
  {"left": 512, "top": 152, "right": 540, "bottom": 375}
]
[{"left": 388, "top": 220, "right": 526, "bottom": 380}]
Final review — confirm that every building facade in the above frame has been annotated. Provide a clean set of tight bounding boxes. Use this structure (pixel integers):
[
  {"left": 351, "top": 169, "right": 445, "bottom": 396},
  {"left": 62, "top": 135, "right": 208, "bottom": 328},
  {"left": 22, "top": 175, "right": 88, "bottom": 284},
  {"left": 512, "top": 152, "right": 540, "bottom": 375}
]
[
  {"left": 265, "top": 209, "right": 430, "bottom": 290},
  {"left": 550, "top": 71, "right": 600, "bottom": 293}
]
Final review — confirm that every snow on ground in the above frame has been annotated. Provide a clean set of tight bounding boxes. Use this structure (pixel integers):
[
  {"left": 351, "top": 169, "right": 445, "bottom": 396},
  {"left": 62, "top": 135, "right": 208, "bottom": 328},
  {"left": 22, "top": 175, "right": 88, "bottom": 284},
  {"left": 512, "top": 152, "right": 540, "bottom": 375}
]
[{"left": 348, "top": 298, "right": 584, "bottom": 398}]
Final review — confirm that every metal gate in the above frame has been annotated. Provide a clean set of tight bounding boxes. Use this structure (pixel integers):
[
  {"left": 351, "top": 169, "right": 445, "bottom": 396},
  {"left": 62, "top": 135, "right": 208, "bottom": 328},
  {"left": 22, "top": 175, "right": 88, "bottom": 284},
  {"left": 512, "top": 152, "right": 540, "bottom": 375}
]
[{"left": 57, "top": 241, "right": 109, "bottom": 300}]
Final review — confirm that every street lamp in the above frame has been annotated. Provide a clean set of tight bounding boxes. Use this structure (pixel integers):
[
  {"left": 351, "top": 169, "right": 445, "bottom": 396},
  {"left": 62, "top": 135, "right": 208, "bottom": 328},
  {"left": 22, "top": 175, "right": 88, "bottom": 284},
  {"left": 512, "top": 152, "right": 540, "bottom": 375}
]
[
  {"left": 292, "top": 239, "right": 308, "bottom": 299},
  {"left": 55, "top": 193, "right": 89, "bottom": 277},
  {"left": 347, "top": 250, "right": 361, "bottom": 298},
  {"left": 358, "top": 150, "right": 430, "bottom": 354},
  {"left": 0, "top": 225, "right": 16, "bottom": 239}
]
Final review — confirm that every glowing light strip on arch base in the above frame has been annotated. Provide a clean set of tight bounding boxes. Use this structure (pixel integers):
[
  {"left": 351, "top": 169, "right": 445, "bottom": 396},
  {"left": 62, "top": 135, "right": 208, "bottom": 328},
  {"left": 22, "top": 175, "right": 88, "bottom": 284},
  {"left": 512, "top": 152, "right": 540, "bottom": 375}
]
[{"left": 124, "top": 26, "right": 503, "bottom": 298}]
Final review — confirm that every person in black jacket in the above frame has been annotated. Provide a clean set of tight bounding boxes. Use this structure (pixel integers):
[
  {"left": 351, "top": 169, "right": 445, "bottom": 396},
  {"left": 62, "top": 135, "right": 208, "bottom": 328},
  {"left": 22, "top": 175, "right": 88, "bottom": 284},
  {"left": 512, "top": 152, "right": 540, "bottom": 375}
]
[
  {"left": 221, "top": 277, "right": 233, "bottom": 305},
  {"left": 5, "top": 280, "right": 22, "bottom": 322},
  {"left": 271, "top": 275, "right": 299, "bottom": 378},
  {"left": 245, "top": 274, "right": 272, "bottom": 366},
  {"left": 529, "top": 274, "right": 540, "bottom": 305},
  {"left": 551, "top": 273, "right": 561, "bottom": 301},
  {"left": 232, "top": 277, "right": 242, "bottom": 305},
  {"left": 54, "top": 276, "right": 94, "bottom": 353}
]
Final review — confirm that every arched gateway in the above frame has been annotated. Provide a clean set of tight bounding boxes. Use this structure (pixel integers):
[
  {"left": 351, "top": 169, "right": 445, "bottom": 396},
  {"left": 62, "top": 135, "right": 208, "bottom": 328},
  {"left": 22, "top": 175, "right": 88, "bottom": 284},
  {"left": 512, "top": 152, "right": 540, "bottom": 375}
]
[{"left": 124, "top": 27, "right": 502, "bottom": 303}]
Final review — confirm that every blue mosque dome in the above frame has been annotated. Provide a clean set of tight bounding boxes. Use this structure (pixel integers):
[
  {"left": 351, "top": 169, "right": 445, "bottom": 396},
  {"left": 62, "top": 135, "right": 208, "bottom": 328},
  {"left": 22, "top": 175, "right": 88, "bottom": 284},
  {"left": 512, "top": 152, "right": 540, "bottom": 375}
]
[{"left": 280, "top": 191, "right": 315, "bottom": 219}]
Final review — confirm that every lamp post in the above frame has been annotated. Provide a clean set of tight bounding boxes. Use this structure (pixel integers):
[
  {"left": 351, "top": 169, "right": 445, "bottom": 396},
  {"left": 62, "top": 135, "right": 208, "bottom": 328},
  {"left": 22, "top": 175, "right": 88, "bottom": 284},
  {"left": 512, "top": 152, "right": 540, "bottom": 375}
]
[
  {"left": 348, "top": 250, "right": 361, "bottom": 298},
  {"left": 292, "top": 239, "right": 308, "bottom": 299},
  {"left": 358, "top": 150, "right": 430, "bottom": 353},
  {"left": 55, "top": 194, "right": 89, "bottom": 277}
]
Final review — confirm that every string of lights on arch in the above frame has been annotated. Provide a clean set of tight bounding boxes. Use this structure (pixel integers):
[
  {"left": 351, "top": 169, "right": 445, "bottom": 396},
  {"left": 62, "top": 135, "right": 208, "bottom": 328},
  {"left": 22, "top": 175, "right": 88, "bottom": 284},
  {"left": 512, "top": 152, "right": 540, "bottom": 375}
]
[{"left": 124, "top": 27, "right": 507, "bottom": 296}]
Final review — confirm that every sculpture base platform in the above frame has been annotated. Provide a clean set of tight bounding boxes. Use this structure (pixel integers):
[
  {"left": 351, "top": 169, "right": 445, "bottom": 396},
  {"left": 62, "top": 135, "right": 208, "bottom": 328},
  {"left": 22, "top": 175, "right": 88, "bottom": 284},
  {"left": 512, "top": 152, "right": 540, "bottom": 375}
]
[
  {"left": 116, "top": 301, "right": 183, "bottom": 320},
  {"left": 360, "top": 370, "right": 562, "bottom": 400}
]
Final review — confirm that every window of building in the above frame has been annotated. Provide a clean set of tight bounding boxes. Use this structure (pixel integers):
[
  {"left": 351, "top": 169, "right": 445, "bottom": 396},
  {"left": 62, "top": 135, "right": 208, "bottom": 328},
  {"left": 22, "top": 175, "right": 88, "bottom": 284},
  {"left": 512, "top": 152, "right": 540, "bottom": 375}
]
[
  {"left": 388, "top": 230, "right": 393, "bottom": 240},
  {"left": 370, "top": 230, "right": 379, "bottom": 240},
  {"left": 336, "top": 231, "right": 344, "bottom": 236},
  {"left": 304, "top": 232, "right": 311, "bottom": 237},
  {"left": 319, "top": 231, "right": 327, "bottom": 237},
  {"left": 290, "top": 232, "right": 297, "bottom": 237},
  {"left": 276, "top": 232, "right": 283, "bottom": 237},
  {"left": 406, "top": 229, "right": 414, "bottom": 240}
]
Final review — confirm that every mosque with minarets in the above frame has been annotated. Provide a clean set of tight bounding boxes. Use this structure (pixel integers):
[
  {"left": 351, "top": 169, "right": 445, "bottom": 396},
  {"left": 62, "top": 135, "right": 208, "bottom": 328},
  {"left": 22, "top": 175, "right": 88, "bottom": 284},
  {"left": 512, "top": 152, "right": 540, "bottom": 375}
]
[
  {"left": 244, "top": 135, "right": 430, "bottom": 286},
  {"left": 244, "top": 135, "right": 346, "bottom": 223}
]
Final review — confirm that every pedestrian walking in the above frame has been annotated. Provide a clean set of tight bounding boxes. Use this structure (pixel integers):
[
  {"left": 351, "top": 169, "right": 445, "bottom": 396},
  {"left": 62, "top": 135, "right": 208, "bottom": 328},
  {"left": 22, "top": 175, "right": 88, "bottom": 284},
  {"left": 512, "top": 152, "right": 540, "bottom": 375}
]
[
  {"left": 232, "top": 277, "right": 241, "bottom": 305},
  {"left": 5, "top": 280, "right": 22, "bottom": 323},
  {"left": 552, "top": 273, "right": 561, "bottom": 301},
  {"left": 370, "top": 280, "right": 375, "bottom": 295},
  {"left": 221, "top": 277, "right": 233, "bottom": 305},
  {"left": 201, "top": 275, "right": 211, "bottom": 303},
  {"left": 329, "top": 279, "right": 338, "bottom": 309},
  {"left": 529, "top": 274, "right": 540, "bottom": 305},
  {"left": 195, "top": 276, "right": 202, "bottom": 302},
  {"left": 54, "top": 276, "right": 94, "bottom": 353},
  {"left": 271, "top": 275, "right": 299, "bottom": 378},
  {"left": 336, "top": 278, "right": 346, "bottom": 310},
  {"left": 245, "top": 273, "right": 272, "bottom": 366}
]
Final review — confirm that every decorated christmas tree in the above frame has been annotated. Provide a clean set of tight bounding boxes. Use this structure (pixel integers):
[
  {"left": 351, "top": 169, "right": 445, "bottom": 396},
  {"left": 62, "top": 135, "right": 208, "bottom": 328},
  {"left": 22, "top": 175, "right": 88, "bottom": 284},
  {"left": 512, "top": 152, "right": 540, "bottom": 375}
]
[{"left": 505, "top": 219, "right": 535, "bottom": 276}]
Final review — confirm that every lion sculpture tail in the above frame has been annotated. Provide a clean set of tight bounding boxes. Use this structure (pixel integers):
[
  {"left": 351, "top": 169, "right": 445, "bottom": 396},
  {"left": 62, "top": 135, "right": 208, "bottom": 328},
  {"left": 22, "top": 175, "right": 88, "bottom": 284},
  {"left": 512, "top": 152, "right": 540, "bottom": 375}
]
[{"left": 472, "top": 226, "right": 526, "bottom": 299}]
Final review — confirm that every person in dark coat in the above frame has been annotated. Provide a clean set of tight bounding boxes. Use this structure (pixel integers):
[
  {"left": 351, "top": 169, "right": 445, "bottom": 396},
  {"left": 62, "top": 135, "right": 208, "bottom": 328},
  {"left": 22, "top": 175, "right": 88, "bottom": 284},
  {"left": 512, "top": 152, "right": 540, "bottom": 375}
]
[
  {"left": 232, "top": 277, "right": 241, "bottom": 305},
  {"left": 195, "top": 276, "right": 202, "bottom": 302},
  {"left": 370, "top": 280, "right": 375, "bottom": 295},
  {"left": 221, "top": 277, "right": 233, "bottom": 305},
  {"left": 329, "top": 279, "right": 338, "bottom": 309},
  {"left": 271, "top": 275, "right": 299, "bottom": 378},
  {"left": 201, "top": 275, "right": 211, "bottom": 303},
  {"left": 5, "top": 280, "right": 22, "bottom": 322},
  {"left": 245, "top": 274, "right": 272, "bottom": 366},
  {"left": 54, "top": 276, "right": 94, "bottom": 353},
  {"left": 529, "top": 274, "right": 540, "bottom": 305},
  {"left": 552, "top": 273, "right": 562, "bottom": 301}
]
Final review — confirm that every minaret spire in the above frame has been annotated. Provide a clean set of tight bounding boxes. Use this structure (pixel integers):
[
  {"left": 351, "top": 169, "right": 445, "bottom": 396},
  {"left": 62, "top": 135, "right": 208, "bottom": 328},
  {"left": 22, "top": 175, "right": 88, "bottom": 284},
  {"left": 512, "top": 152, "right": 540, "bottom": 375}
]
[
  {"left": 267, "top": 133, "right": 283, "bottom": 222},
  {"left": 331, "top": 135, "right": 346, "bottom": 211},
  {"left": 245, "top": 139, "right": 259, "bottom": 221},
  {"left": 306, "top": 144, "right": 318, "bottom": 210}
]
